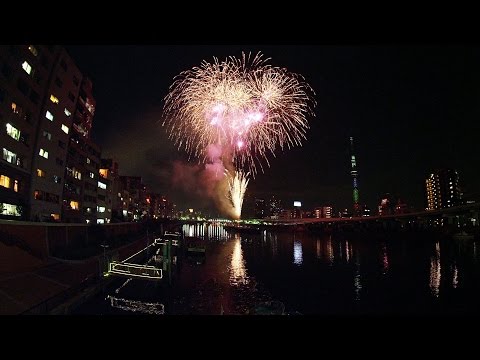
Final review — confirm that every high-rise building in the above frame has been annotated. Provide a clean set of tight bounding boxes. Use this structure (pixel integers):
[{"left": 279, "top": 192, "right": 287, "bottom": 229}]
[
  {"left": 97, "top": 159, "right": 116, "bottom": 224},
  {"left": 268, "top": 195, "right": 281, "bottom": 219},
  {"left": 62, "top": 75, "right": 100, "bottom": 224},
  {"left": 119, "top": 176, "right": 145, "bottom": 221},
  {"left": 322, "top": 206, "right": 332, "bottom": 218},
  {"left": 30, "top": 47, "right": 84, "bottom": 222},
  {"left": 378, "top": 193, "right": 395, "bottom": 216},
  {"left": 254, "top": 198, "right": 266, "bottom": 218},
  {"left": 349, "top": 137, "right": 361, "bottom": 216},
  {"left": 425, "top": 169, "right": 462, "bottom": 210},
  {"left": 1, "top": 45, "right": 53, "bottom": 219},
  {"left": 1, "top": 45, "right": 98, "bottom": 221}
]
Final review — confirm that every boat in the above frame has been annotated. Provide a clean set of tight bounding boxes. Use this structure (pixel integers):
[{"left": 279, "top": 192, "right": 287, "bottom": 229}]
[
  {"left": 453, "top": 231, "right": 474, "bottom": 240},
  {"left": 184, "top": 236, "right": 206, "bottom": 254}
]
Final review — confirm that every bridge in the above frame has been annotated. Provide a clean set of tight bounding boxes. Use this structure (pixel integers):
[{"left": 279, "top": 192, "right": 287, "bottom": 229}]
[
  {"left": 170, "top": 203, "right": 480, "bottom": 232},
  {"left": 266, "top": 202, "right": 480, "bottom": 226}
]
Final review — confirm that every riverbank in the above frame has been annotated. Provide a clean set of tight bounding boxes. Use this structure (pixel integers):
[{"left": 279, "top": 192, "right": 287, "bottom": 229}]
[{"left": 0, "top": 234, "right": 150, "bottom": 315}]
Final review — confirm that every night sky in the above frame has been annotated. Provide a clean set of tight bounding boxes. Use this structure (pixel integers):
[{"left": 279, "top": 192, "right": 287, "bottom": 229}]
[{"left": 65, "top": 45, "right": 480, "bottom": 216}]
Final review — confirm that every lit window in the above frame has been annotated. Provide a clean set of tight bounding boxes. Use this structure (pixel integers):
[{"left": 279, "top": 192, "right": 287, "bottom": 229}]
[
  {"left": 73, "top": 169, "right": 81, "bottom": 180},
  {"left": 6, "top": 123, "right": 21, "bottom": 141},
  {"left": 86, "top": 219, "right": 90, "bottom": 224},
  {"left": 89, "top": 172, "right": 94, "bottom": 179},
  {"left": 43, "top": 131, "right": 52, "bottom": 140},
  {"left": 61, "top": 124, "right": 69, "bottom": 134},
  {"left": 97, "top": 206, "right": 105, "bottom": 213},
  {"left": 99, "top": 168, "right": 108, "bottom": 178},
  {"left": 98, "top": 181, "right": 106, "bottom": 190},
  {"left": 50, "top": 95, "right": 59, "bottom": 104},
  {"left": 64, "top": 108, "right": 71, "bottom": 117},
  {"left": 36, "top": 169, "right": 45, "bottom": 177},
  {"left": 0, "top": 175, "right": 11, "bottom": 188},
  {"left": 46, "top": 111, "right": 54, "bottom": 121},
  {"left": 86, "top": 157, "right": 91, "bottom": 164},
  {"left": 1, "top": 203, "right": 21, "bottom": 216},
  {"left": 14, "top": 179, "right": 18, "bottom": 192},
  {"left": 11, "top": 102, "right": 20, "bottom": 114},
  {"left": 28, "top": 45, "right": 38, "bottom": 57},
  {"left": 34, "top": 190, "right": 42, "bottom": 200},
  {"left": 51, "top": 213, "right": 60, "bottom": 221},
  {"left": 97, "top": 219, "right": 105, "bottom": 224},
  {"left": 39, "top": 148, "right": 49, "bottom": 159},
  {"left": 70, "top": 200, "right": 79, "bottom": 210},
  {"left": 3, "top": 148, "right": 17, "bottom": 164},
  {"left": 53, "top": 175, "right": 61, "bottom": 184},
  {"left": 22, "top": 61, "right": 32, "bottom": 75}
]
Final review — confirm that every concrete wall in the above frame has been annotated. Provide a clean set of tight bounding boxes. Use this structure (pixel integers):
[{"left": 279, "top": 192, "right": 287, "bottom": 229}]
[{"left": 0, "top": 220, "right": 144, "bottom": 264}]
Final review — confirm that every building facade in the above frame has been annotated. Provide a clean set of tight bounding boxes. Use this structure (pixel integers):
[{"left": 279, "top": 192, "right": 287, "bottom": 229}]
[
  {"left": 425, "top": 169, "right": 463, "bottom": 210},
  {"left": 0, "top": 45, "right": 105, "bottom": 222}
]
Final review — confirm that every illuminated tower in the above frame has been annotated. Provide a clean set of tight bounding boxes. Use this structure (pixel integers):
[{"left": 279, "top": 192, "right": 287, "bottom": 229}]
[{"left": 350, "top": 137, "right": 361, "bottom": 216}]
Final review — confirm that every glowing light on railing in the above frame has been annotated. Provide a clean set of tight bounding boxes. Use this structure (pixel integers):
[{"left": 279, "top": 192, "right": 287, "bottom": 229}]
[
  {"left": 109, "top": 262, "right": 163, "bottom": 280},
  {"left": 107, "top": 296, "right": 164, "bottom": 315}
]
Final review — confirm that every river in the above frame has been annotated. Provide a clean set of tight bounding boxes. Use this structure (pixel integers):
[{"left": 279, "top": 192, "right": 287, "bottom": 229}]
[{"left": 73, "top": 224, "right": 480, "bottom": 315}]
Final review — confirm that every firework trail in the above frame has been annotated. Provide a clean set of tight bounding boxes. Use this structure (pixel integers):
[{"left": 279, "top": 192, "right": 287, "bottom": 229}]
[
  {"left": 226, "top": 170, "right": 250, "bottom": 219},
  {"left": 163, "top": 52, "right": 315, "bottom": 218}
]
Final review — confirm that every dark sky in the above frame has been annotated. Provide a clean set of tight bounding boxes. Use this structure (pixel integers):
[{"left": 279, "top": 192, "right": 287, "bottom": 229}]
[{"left": 65, "top": 45, "right": 480, "bottom": 215}]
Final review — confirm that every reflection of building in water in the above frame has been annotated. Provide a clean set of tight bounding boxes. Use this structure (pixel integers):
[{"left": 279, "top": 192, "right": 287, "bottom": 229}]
[
  {"left": 327, "top": 236, "right": 334, "bottom": 265},
  {"left": 429, "top": 242, "right": 441, "bottom": 297},
  {"left": 381, "top": 243, "right": 389, "bottom": 274},
  {"left": 230, "top": 235, "right": 249, "bottom": 285},
  {"left": 270, "top": 233, "right": 278, "bottom": 257},
  {"left": 452, "top": 264, "right": 458, "bottom": 289},
  {"left": 293, "top": 239, "right": 303, "bottom": 266},
  {"left": 316, "top": 239, "right": 321, "bottom": 259},
  {"left": 182, "top": 223, "right": 229, "bottom": 241},
  {"left": 354, "top": 253, "right": 362, "bottom": 300},
  {"left": 345, "top": 240, "right": 351, "bottom": 263}
]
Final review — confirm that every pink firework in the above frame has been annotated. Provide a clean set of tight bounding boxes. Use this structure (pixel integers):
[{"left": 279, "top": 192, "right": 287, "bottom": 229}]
[{"left": 163, "top": 52, "right": 316, "bottom": 175}]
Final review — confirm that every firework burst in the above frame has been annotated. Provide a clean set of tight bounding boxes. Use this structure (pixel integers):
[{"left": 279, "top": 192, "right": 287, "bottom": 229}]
[{"left": 163, "top": 52, "right": 316, "bottom": 175}]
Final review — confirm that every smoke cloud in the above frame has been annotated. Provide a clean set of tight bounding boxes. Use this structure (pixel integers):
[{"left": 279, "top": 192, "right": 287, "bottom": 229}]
[{"left": 171, "top": 144, "right": 236, "bottom": 218}]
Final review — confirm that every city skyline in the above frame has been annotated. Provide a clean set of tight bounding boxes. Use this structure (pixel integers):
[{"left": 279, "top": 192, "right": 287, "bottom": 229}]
[{"left": 63, "top": 45, "right": 480, "bottom": 214}]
